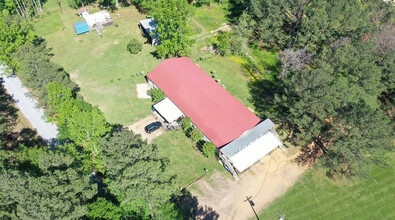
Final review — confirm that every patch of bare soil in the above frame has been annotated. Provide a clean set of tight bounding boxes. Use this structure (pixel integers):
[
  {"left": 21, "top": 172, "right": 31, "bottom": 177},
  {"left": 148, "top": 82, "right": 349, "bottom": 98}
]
[
  {"left": 193, "top": 148, "right": 308, "bottom": 220},
  {"left": 126, "top": 113, "right": 165, "bottom": 143}
]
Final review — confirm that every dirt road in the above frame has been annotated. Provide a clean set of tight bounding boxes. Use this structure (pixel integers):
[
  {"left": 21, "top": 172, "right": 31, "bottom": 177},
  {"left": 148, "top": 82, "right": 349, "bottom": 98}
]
[
  {"left": 1, "top": 68, "right": 58, "bottom": 146},
  {"left": 193, "top": 148, "right": 308, "bottom": 220}
]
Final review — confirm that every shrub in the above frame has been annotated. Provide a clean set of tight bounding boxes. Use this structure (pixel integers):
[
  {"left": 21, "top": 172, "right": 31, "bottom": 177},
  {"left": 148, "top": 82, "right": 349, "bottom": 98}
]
[
  {"left": 202, "top": 142, "right": 216, "bottom": 158},
  {"left": 180, "top": 117, "right": 192, "bottom": 131},
  {"left": 207, "top": 31, "right": 230, "bottom": 56},
  {"left": 216, "top": 31, "right": 230, "bottom": 56},
  {"left": 190, "top": 128, "right": 203, "bottom": 143},
  {"left": 127, "top": 38, "right": 143, "bottom": 54},
  {"left": 149, "top": 88, "right": 165, "bottom": 103}
]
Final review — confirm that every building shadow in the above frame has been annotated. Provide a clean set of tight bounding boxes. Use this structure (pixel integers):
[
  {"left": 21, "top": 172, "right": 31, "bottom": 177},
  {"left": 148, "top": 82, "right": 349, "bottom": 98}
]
[{"left": 172, "top": 189, "right": 219, "bottom": 220}]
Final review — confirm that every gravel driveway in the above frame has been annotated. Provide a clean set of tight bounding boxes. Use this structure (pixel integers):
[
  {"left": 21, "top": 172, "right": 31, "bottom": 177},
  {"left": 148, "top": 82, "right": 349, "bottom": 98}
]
[
  {"left": 127, "top": 114, "right": 165, "bottom": 143},
  {"left": 1, "top": 66, "right": 58, "bottom": 145}
]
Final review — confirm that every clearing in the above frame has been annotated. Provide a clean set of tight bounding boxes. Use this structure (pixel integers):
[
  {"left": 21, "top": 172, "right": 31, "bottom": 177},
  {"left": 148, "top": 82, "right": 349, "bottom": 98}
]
[{"left": 192, "top": 147, "right": 307, "bottom": 220}]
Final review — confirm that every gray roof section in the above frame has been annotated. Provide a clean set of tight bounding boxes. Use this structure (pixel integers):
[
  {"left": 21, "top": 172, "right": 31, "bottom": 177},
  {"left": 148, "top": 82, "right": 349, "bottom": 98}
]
[
  {"left": 140, "top": 18, "right": 158, "bottom": 35},
  {"left": 221, "top": 119, "right": 275, "bottom": 157}
]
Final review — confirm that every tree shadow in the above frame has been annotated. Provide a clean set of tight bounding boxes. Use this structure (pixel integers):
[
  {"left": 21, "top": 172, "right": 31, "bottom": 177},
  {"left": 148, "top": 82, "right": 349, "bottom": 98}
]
[
  {"left": 248, "top": 79, "right": 278, "bottom": 119},
  {"left": 18, "top": 128, "right": 45, "bottom": 146},
  {"left": 226, "top": 0, "right": 248, "bottom": 23},
  {"left": 172, "top": 189, "right": 219, "bottom": 220}
]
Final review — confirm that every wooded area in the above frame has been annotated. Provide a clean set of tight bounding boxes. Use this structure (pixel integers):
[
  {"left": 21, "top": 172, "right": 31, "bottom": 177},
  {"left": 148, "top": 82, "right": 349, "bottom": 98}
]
[{"left": 234, "top": 0, "right": 394, "bottom": 177}]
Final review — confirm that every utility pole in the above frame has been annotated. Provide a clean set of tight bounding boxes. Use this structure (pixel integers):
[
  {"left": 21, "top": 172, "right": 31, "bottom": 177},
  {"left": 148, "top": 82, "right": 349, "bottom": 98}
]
[{"left": 245, "top": 195, "right": 260, "bottom": 220}]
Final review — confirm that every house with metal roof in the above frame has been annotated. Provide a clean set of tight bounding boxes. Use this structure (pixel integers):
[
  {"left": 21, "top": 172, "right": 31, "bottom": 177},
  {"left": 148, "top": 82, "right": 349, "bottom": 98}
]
[
  {"left": 146, "top": 57, "right": 282, "bottom": 178},
  {"left": 139, "top": 18, "right": 160, "bottom": 46}
]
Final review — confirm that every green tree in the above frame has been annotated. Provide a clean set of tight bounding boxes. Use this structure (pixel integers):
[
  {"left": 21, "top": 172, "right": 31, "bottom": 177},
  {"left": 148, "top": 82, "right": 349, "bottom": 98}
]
[
  {"left": 100, "top": 131, "right": 179, "bottom": 218},
  {"left": 67, "top": 106, "right": 111, "bottom": 157},
  {"left": 202, "top": 142, "right": 216, "bottom": 158},
  {"left": 152, "top": 0, "right": 192, "bottom": 57},
  {"left": 0, "top": 149, "right": 97, "bottom": 219},
  {"left": 320, "top": 106, "right": 394, "bottom": 177},
  {"left": 87, "top": 197, "right": 123, "bottom": 220},
  {"left": 149, "top": 88, "right": 165, "bottom": 103},
  {"left": 240, "top": 0, "right": 385, "bottom": 49},
  {"left": 127, "top": 38, "right": 143, "bottom": 55},
  {"left": 0, "top": 11, "right": 35, "bottom": 68},
  {"left": 189, "top": 128, "right": 202, "bottom": 143},
  {"left": 273, "top": 40, "right": 393, "bottom": 177},
  {"left": 47, "top": 82, "right": 111, "bottom": 170},
  {"left": 14, "top": 43, "right": 76, "bottom": 108},
  {"left": 180, "top": 117, "right": 192, "bottom": 132}
]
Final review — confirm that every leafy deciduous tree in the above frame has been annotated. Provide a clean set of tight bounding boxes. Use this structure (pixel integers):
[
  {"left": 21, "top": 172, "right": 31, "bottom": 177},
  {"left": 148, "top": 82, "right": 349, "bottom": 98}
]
[{"left": 152, "top": 0, "right": 192, "bottom": 58}]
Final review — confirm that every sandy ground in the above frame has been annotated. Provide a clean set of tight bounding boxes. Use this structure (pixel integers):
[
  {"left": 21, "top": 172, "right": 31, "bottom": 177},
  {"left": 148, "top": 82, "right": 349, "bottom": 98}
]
[
  {"left": 136, "top": 83, "right": 151, "bottom": 99},
  {"left": 193, "top": 148, "right": 308, "bottom": 220},
  {"left": 126, "top": 114, "right": 165, "bottom": 143}
]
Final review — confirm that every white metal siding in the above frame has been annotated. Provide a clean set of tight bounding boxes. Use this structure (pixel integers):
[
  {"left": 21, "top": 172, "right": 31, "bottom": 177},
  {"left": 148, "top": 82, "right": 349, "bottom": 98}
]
[{"left": 229, "top": 132, "right": 281, "bottom": 172}]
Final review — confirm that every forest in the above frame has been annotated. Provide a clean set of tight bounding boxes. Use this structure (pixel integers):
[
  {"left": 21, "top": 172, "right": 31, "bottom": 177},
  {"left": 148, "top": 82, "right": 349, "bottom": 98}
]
[{"left": 0, "top": 0, "right": 394, "bottom": 219}]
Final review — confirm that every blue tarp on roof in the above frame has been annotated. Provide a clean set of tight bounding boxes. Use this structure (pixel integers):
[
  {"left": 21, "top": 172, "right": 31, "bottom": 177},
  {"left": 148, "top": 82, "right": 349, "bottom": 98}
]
[{"left": 73, "top": 21, "right": 90, "bottom": 35}]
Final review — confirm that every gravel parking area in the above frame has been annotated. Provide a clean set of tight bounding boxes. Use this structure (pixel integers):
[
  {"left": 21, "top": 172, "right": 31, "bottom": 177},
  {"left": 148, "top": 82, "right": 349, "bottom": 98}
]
[{"left": 126, "top": 113, "right": 165, "bottom": 143}]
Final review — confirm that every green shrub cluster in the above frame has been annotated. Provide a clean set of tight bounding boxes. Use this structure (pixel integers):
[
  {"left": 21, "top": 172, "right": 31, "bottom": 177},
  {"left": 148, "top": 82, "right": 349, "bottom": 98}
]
[
  {"left": 149, "top": 88, "right": 165, "bottom": 103},
  {"left": 127, "top": 38, "right": 143, "bottom": 55}
]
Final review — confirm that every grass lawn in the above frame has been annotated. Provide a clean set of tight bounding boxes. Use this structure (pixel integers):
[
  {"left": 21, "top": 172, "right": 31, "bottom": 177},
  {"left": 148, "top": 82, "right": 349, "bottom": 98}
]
[
  {"left": 34, "top": 7, "right": 162, "bottom": 125},
  {"left": 195, "top": 56, "right": 253, "bottom": 109},
  {"left": 191, "top": 1, "right": 229, "bottom": 32},
  {"left": 258, "top": 153, "right": 395, "bottom": 220},
  {"left": 153, "top": 130, "right": 227, "bottom": 187}
]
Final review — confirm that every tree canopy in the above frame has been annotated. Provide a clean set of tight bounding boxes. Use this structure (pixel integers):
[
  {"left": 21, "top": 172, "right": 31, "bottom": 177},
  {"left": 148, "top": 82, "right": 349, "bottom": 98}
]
[
  {"left": 152, "top": 0, "right": 192, "bottom": 58},
  {"left": 239, "top": 0, "right": 395, "bottom": 177},
  {"left": 100, "top": 130, "right": 180, "bottom": 218}
]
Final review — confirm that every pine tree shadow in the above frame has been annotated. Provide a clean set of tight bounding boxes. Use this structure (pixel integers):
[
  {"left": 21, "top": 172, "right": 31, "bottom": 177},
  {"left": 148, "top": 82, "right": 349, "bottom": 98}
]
[
  {"left": 248, "top": 78, "right": 278, "bottom": 119},
  {"left": 172, "top": 189, "right": 219, "bottom": 220}
]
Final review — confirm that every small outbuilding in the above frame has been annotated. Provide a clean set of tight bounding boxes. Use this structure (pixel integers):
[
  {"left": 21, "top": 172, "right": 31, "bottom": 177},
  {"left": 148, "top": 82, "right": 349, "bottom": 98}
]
[
  {"left": 73, "top": 20, "right": 90, "bottom": 35},
  {"left": 82, "top": 10, "right": 113, "bottom": 29},
  {"left": 153, "top": 97, "right": 184, "bottom": 123},
  {"left": 139, "top": 18, "right": 159, "bottom": 46},
  {"left": 220, "top": 119, "right": 282, "bottom": 173}
]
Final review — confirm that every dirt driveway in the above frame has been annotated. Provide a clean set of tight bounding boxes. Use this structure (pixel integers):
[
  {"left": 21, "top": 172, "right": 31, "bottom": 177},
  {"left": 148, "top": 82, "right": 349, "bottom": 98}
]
[
  {"left": 192, "top": 148, "right": 308, "bottom": 220},
  {"left": 126, "top": 114, "right": 165, "bottom": 143}
]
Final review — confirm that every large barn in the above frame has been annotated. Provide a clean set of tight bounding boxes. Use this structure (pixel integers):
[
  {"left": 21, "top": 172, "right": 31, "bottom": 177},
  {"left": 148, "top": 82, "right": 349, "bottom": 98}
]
[{"left": 147, "top": 57, "right": 282, "bottom": 178}]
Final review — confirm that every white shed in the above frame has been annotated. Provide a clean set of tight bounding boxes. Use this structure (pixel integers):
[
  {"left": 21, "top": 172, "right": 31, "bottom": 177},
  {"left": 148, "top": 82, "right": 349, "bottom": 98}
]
[
  {"left": 153, "top": 97, "right": 184, "bottom": 123},
  {"left": 220, "top": 119, "right": 282, "bottom": 173},
  {"left": 139, "top": 18, "right": 160, "bottom": 46}
]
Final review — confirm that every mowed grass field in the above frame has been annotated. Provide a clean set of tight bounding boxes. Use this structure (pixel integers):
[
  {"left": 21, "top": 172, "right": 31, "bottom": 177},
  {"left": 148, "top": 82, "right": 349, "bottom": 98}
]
[
  {"left": 34, "top": 7, "right": 162, "bottom": 125},
  {"left": 258, "top": 153, "right": 395, "bottom": 220}
]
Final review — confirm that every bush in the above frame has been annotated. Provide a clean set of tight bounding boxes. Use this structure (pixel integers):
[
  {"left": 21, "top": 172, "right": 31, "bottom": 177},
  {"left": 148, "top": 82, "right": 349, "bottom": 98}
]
[
  {"left": 149, "top": 88, "right": 165, "bottom": 103},
  {"left": 127, "top": 38, "right": 143, "bottom": 54},
  {"left": 202, "top": 142, "right": 216, "bottom": 158},
  {"left": 216, "top": 31, "right": 230, "bottom": 56},
  {"left": 207, "top": 31, "right": 230, "bottom": 56},
  {"left": 190, "top": 128, "right": 203, "bottom": 143},
  {"left": 180, "top": 117, "right": 192, "bottom": 131}
]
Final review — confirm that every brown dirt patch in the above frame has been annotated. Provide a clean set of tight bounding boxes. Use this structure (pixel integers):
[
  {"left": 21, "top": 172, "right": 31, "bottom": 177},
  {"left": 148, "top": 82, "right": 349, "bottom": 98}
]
[{"left": 192, "top": 148, "right": 308, "bottom": 220}]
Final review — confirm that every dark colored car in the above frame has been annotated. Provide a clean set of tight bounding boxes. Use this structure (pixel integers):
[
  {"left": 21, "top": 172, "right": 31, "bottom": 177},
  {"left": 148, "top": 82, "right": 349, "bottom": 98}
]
[{"left": 144, "top": 121, "right": 162, "bottom": 133}]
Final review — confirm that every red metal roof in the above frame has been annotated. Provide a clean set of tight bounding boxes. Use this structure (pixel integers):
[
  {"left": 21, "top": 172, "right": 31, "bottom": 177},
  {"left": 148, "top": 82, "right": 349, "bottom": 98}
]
[{"left": 147, "top": 57, "right": 260, "bottom": 147}]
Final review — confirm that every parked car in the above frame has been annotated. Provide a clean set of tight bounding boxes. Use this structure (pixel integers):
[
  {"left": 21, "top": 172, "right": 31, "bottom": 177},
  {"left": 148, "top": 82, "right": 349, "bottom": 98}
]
[{"left": 144, "top": 121, "right": 162, "bottom": 133}]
